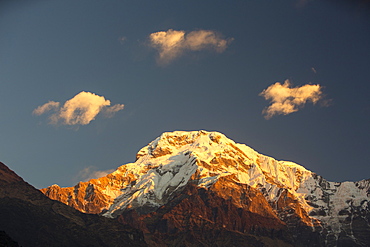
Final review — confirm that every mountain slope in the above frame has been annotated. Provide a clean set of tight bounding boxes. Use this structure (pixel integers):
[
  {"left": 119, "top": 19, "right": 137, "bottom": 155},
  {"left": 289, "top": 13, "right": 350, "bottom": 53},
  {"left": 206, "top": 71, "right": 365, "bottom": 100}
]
[
  {"left": 117, "top": 181, "right": 295, "bottom": 247},
  {"left": 42, "top": 130, "right": 370, "bottom": 246},
  {"left": 0, "top": 162, "right": 146, "bottom": 247}
]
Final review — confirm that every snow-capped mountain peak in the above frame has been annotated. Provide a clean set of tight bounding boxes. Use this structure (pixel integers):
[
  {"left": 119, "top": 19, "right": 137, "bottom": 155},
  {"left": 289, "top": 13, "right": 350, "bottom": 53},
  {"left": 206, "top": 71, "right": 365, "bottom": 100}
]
[
  {"left": 42, "top": 130, "right": 370, "bottom": 246},
  {"left": 103, "top": 130, "right": 313, "bottom": 217}
]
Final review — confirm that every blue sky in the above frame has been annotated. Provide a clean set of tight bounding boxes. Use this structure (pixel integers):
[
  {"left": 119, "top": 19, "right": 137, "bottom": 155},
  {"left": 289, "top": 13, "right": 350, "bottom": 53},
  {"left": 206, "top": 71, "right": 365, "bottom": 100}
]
[{"left": 1, "top": 0, "right": 369, "bottom": 188}]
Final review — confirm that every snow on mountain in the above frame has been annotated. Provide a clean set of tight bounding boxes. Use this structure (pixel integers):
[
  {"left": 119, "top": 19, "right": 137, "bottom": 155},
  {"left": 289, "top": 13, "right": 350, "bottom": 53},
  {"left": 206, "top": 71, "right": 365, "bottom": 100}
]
[
  {"left": 103, "top": 130, "right": 307, "bottom": 217},
  {"left": 42, "top": 130, "right": 370, "bottom": 245}
]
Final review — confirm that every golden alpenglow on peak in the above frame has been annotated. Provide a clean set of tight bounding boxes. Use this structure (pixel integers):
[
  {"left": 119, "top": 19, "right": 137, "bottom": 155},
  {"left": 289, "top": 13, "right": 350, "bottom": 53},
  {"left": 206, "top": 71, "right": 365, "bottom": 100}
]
[{"left": 41, "top": 130, "right": 370, "bottom": 246}]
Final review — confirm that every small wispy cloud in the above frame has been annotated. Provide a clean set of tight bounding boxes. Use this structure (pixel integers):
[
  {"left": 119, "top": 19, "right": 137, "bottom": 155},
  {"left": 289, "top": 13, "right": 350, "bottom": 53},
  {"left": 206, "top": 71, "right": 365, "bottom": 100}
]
[
  {"left": 76, "top": 166, "right": 115, "bottom": 182},
  {"left": 149, "top": 29, "right": 233, "bottom": 64},
  {"left": 33, "top": 91, "right": 124, "bottom": 126},
  {"left": 118, "top": 36, "right": 127, "bottom": 44},
  {"left": 260, "top": 80, "right": 324, "bottom": 119},
  {"left": 33, "top": 101, "right": 60, "bottom": 116}
]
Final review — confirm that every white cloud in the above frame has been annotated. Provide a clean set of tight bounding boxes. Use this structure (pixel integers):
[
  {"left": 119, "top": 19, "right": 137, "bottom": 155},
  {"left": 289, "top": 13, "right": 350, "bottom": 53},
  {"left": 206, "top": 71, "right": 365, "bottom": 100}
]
[
  {"left": 77, "top": 166, "right": 115, "bottom": 182},
  {"left": 104, "top": 103, "right": 125, "bottom": 118},
  {"left": 33, "top": 101, "right": 60, "bottom": 116},
  {"left": 33, "top": 91, "right": 124, "bottom": 125},
  {"left": 260, "top": 80, "right": 323, "bottom": 119},
  {"left": 149, "top": 29, "right": 232, "bottom": 64}
]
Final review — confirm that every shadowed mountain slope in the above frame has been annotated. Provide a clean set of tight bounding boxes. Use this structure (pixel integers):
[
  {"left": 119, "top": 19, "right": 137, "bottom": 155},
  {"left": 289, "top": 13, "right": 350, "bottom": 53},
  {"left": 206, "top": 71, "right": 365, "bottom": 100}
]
[{"left": 0, "top": 162, "right": 146, "bottom": 247}]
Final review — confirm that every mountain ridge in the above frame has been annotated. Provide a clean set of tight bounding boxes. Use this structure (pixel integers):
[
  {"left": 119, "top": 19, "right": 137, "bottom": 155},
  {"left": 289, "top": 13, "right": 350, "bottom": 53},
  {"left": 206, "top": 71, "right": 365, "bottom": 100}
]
[
  {"left": 42, "top": 130, "right": 370, "bottom": 246},
  {"left": 0, "top": 161, "right": 147, "bottom": 247}
]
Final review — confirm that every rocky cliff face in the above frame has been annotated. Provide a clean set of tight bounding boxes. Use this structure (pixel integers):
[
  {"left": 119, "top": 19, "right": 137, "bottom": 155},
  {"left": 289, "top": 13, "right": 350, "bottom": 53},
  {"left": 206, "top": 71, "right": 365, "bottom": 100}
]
[
  {"left": 42, "top": 130, "right": 370, "bottom": 246},
  {"left": 118, "top": 180, "right": 294, "bottom": 247},
  {"left": 0, "top": 162, "right": 147, "bottom": 247},
  {"left": 41, "top": 161, "right": 140, "bottom": 214}
]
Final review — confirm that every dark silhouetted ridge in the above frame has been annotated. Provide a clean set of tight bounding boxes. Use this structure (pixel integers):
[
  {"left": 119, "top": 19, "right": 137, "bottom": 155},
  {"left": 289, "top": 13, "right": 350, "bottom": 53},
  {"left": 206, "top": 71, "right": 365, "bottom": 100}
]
[{"left": 0, "top": 162, "right": 146, "bottom": 247}]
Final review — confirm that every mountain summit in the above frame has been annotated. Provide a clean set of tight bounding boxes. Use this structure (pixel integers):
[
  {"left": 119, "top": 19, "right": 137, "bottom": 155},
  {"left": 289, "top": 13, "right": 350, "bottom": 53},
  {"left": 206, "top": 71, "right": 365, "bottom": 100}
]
[{"left": 42, "top": 130, "right": 370, "bottom": 246}]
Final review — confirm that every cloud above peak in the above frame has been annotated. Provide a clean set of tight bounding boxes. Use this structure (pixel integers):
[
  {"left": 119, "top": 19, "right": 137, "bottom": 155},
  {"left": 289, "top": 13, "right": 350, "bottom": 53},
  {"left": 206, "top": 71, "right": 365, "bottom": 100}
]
[
  {"left": 260, "top": 80, "right": 324, "bottom": 119},
  {"left": 76, "top": 166, "right": 115, "bottom": 182},
  {"left": 33, "top": 91, "right": 124, "bottom": 126},
  {"left": 149, "top": 29, "right": 233, "bottom": 64}
]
